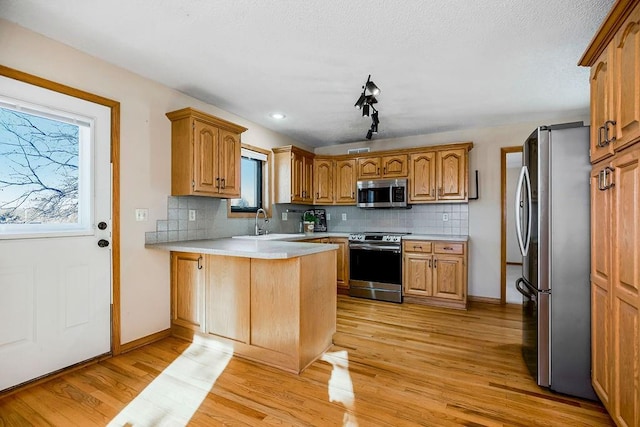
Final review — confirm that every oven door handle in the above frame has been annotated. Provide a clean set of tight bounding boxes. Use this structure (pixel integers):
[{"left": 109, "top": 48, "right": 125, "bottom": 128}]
[{"left": 349, "top": 243, "right": 401, "bottom": 253}]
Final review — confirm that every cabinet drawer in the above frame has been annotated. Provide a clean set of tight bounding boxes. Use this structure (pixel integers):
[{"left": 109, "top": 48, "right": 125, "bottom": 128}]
[
  {"left": 403, "top": 241, "right": 432, "bottom": 253},
  {"left": 434, "top": 242, "right": 464, "bottom": 255}
]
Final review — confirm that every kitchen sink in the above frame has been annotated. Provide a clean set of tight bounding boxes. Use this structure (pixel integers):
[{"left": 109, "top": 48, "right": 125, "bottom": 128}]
[{"left": 231, "top": 233, "right": 306, "bottom": 241}]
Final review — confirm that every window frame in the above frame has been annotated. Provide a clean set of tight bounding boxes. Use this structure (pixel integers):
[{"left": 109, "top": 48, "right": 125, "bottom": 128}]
[
  {"left": 227, "top": 143, "right": 271, "bottom": 218},
  {"left": 0, "top": 96, "right": 95, "bottom": 239}
]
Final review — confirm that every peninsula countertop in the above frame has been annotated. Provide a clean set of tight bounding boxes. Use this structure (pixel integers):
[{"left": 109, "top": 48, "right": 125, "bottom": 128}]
[{"left": 146, "top": 237, "right": 338, "bottom": 259}]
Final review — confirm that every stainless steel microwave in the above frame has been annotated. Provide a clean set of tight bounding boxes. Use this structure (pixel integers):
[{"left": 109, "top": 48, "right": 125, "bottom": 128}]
[{"left": 356, "top": 178, "right": 408, "bottom": 208}]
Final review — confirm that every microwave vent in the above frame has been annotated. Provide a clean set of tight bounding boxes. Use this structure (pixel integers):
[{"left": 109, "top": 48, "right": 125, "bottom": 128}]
[{"left": 347, "top": 147, "right": 371, "bottom": 154}]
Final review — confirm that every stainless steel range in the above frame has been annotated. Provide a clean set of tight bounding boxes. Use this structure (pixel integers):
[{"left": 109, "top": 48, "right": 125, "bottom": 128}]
[{"left": 348, "top": 232, "right": 408, "bottom": 303}]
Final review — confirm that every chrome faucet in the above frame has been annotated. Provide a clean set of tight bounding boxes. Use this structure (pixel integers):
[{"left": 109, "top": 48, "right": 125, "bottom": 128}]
[{"left": 255, "top": 208, "right": 268, "bottom": 235}]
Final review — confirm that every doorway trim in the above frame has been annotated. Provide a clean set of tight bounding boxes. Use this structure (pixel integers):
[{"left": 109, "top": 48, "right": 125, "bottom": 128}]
[
  {"left": 0, "top": 65, "right": 122, "bottom": 355},
  {"left": 500, "top": 146, "right": 523, "bottom": 304}
]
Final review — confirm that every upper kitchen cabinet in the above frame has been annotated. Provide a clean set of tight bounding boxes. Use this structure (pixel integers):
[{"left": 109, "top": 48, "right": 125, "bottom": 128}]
[
  {"left": 273, "top": 145, "right": 314, "bottom": 204},
  {"left": 167, "top": 108, "right": 247, "bottom": 198},
  {"left": 357, "top": 154, "right": 408, "bottom": 179},
  {"left": 409, "top": 144, "right": 471, "bottom": 203},
  {"left": 313, "top": 158, "right": 334, "bottom": 204},
  {"left": 613, "top": 6, "right": 640, "bottom": 152},
  {"left": 590, "top": 47, "right": 616, "bottom": 163},
  {"left": 335, "top": 159, "right": 357, "bottom": 204},
  {"left": 581, "top": 2, "right": 640, "bottom": 163},
  {"left": 312, "top": 158, "right": 357, "bottom": 205}
]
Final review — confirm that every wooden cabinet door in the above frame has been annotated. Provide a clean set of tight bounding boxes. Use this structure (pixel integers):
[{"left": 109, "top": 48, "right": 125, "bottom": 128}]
[
  {"left": 403, "top": 253, "right": 432, "bottom": 297},
  {"left": 335, "top": 159, "right": 356, "bottom": 204},
  {"left": 303, "top": 154, "right": 314, "bottom": 203},
  {"left": 591, "top": 164, "right": 613, "bottom": 406},
  {"left": 381, "top": 154, "right": 408, "bottom": 178},
  {"left": 409, "top": 151, "right": 436, "bottom": 202},
  {"left": 291, "top": 151, "right": 304, "bottom": 202},
  {"left": 611, "top": 148, "right": 640, "bottom": 427},
  {"left": 193, "top": 119, "right": 220, "bottom": 195},
  {"left": 614, "top": 7, "right": 640, "bottom": 152},
  {"left": 432, "top": 255, "right": 465, "bottom": 301},
  {"left": 206, "top": 255, "right": 250, "bottom": 343},
  {"left": 591, "top": 48, "right": 616, "bottom": 163},
  {"left": 171, "top": 252, "right": 204, "bottom": 331},
  {"left": 218, "top": 130, "right": 241, "bottom": 197},
  {"left": 330, "top": 238, "right": 349, "bottom": 290},
  {"left": 358, "top": 157, "right": 381, "bottom": 179},
  {"left": 437, "top": 148, "right": 467, "bottom": 201},
  {"left": 314, "top": 158, "right": 333, "bottom": 204}
]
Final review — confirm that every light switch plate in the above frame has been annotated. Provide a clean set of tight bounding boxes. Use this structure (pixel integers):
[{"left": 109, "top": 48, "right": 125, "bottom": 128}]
[
  {"left": 327, "top": 213, "right": 331, "bottom": 221},
  {"left": 281, "top": 212, "right": 288, "bottom": 221},
  {"left": 189, "top": 210, "right": 196, "bottom": 221},
  {"left": 443, "top": 213, "right": 449, "bottom": 222},
  {"left": 342, "top": 213, "right": 347, "bottom": 221},
  {"left": 135, "top": 208, "right": 148, "bottom": 222}
]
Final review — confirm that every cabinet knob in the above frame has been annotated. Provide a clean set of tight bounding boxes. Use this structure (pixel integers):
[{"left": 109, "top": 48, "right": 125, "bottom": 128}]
[{"left": 444, "top": 247, "right": 453, "bottom": 251}]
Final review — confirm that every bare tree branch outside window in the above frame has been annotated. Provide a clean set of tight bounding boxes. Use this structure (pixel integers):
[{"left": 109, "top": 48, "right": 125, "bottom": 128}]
[{"left": 0, "top": 107, "right": 79, "bottom": 224}]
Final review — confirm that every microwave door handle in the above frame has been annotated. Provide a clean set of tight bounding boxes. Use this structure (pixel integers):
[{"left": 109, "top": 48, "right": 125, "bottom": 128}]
[{"left": 515, "top": 166, "right": 528, "bottom": 257}]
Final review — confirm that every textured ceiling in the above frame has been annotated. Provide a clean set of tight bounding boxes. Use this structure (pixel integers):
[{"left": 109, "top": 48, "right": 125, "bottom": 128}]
[{"left": 0, "top": 0, "right": 614, "bottom": 147}]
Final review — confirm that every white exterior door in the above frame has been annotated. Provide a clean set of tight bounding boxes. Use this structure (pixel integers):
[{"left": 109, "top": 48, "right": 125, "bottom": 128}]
[{"left": 0, "top": 76, "right": 112, "bottom": 391}]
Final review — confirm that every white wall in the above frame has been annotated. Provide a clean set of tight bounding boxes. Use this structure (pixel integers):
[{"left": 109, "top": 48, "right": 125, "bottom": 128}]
[
  {"left": 0, "top": 19, "right": 306, "bottom": 344},
  {"left": 316, "top": 118, "right": 588, "bottom": 299}
]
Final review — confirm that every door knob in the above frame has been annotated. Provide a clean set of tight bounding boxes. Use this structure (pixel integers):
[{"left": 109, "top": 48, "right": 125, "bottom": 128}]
[
  {"left": 98, "top": 221, "right": 108, "bottom": 230},
  {"left": 98, "top": 239, "right": 110, "bottom": 248}
]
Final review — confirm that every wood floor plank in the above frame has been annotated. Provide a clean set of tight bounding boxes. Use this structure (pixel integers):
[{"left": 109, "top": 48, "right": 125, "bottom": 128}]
[{"left": 0, "top": 296, "right": 614, "bottom": 426}]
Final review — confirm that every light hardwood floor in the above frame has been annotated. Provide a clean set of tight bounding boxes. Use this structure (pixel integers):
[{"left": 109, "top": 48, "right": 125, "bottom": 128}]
[{"left": 0, "top": 296, "right": 613, "bottom": 426}]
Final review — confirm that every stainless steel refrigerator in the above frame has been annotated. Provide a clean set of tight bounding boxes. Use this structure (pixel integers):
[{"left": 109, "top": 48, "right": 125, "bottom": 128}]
[{"left": 514, "top": 122, "right": 597, "bottom": 400}]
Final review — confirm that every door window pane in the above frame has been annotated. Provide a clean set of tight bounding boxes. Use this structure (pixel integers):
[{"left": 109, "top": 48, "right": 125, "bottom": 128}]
[{"left": 0, "top": 102, "right": 92, "bottom": 237}]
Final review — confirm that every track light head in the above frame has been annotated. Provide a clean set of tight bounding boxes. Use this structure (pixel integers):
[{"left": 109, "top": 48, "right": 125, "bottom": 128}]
[
  {"left": 365, "top": 95, "right": 378, "bottom": 105},
  {"left": 362, "top": 104, "right": 370, "bottom": 117},
  {"left": 366, "top": 80, "right": 380, "bottom": 96},
  {"left": 371, "top": 123, "right": 378, "bottom": 134},
  {"left": 372, "top": 111, "right": 379, "bottom": 125},
  {"left": 366, "top": 129, "right": 373, "bottom": 140},
  {"left": 354, "top": 92, "right": 366, "bottom": 109}
]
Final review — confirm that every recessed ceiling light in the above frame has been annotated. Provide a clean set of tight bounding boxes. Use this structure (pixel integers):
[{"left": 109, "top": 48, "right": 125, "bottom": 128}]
[{"left": 270, "top": 113, "right": 286, "bottom": 119}]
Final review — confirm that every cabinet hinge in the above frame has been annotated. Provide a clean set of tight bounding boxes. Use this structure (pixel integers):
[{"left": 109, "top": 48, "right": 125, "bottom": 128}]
[{"left": 192, "top": 180, "right": 195, "bottom": 188}]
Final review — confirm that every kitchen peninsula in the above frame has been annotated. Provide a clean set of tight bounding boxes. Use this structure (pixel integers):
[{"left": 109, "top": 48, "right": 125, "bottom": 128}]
[{"left": 147, "top": 238, "right": 338, "bottom": 374}]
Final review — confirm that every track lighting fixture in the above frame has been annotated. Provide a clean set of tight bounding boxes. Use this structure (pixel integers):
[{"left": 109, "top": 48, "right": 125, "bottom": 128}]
[
  {"left": 354, "top": 74, "right": 382, "bottom": 139},
  {"left": 366, "top": 129, "right": 373, "bottom": 140}
]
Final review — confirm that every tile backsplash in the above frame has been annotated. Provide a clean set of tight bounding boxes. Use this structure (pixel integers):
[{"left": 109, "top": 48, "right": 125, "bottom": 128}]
[{"left": 145, "top": 197, "right": 469, "bottom": 244}]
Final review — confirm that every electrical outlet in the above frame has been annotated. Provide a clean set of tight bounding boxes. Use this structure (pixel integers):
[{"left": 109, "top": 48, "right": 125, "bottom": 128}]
[
  {"left": 281, "top": 212, "right": 288, "bottom": 221},
  {"left": 443, "top": 213, "right": 449, "bottom": 222},
  {"left": 342, "top": 213, "right": 347, "bottom": 221},
  {"left": 135, "top": 208, "right": 148, "bottom": 222},
  {"left": 326, "top": 213, "right": 331, "bottom": 221},
  {"left": 189, "top": 210, "right": 196, "bottom": 221}
]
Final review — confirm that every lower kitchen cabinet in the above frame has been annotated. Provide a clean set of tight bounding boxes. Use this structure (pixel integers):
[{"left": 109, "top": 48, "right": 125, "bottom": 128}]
[
  {"left": 170, "top": 249, "right": 337, "bottom": 373},
  {"left": 170, "top": 252, "right": 205, "bottom": 331},
  {"left": 402, "top": 240, "right": 467, "bottom": 309},
  {"left": 206, "top": 255, "right": 250, "bottom": 343},
  {"left": 303, "top": 236, "right": 349, "bottom": 293}
]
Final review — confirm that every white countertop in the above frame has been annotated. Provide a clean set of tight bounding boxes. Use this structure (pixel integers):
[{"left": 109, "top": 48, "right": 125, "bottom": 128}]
[{"left": 146, "top": 237, "right": 338, "bottom": 259}]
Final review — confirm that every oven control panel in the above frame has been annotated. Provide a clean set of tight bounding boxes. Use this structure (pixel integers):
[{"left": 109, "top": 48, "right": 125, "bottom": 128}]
[{"left": 348, "top": 233, "right": 403, "bottom": 243}]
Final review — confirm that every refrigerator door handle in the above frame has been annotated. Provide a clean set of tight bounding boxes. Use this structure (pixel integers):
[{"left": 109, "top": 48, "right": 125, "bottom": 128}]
[
  {"left": 515, "top": 277, "right": 533, "bottom": 297},
  {"left": 515, "top": 166, "right": 531, "bottom": 256}
]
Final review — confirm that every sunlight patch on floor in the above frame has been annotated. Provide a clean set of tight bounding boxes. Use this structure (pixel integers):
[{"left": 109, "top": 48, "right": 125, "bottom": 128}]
[
  {"left": 108, "top": 339, "right": 232, "bottom": 426},
  {"left": 322, "top": 350, "right": 359, "bottom": 427}
]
